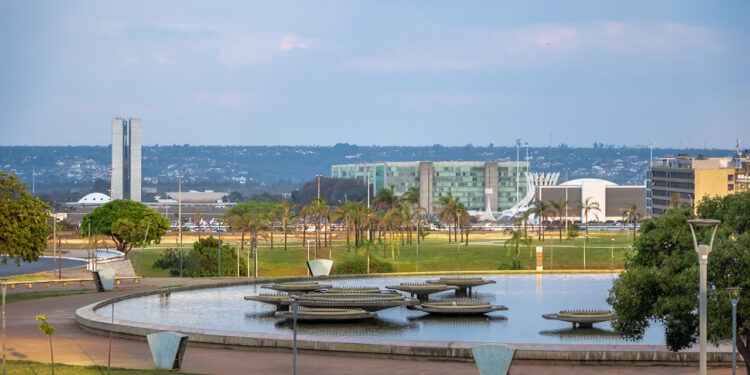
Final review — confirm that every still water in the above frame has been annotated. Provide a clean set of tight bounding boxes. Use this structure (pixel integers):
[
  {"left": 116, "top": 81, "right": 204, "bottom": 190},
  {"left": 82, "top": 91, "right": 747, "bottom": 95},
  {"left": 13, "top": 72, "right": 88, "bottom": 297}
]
[{"left": 102, "top": 274, "right": 665, "bottom": 345}]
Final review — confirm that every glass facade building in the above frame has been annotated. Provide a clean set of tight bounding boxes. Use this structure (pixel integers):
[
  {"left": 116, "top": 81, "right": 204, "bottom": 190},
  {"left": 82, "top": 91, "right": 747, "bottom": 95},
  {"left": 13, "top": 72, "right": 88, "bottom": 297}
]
[{"left": 332, "top": 161, "right": 529, "bottom": 214}]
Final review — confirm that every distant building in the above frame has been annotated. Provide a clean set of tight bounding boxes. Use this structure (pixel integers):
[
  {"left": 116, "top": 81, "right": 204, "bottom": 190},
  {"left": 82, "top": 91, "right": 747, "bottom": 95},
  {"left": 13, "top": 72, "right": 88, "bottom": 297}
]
[
  {"left": 331, "top": 161, "right": 529, "bottom": 215},
  {"left": 648, "top": 154, "right": 750, "bottom": 217},
  {"left": 76, "top": 192, "right": 111, "bottom": 205},
  {"left": 164, "top": 190, "right": 226, "bottom": 204},
  {"left": 537, "top": 178, "right": 647, "bottom": 222},
  {"left": 111, "top": 118, "right": 141, "bottom": 202}
]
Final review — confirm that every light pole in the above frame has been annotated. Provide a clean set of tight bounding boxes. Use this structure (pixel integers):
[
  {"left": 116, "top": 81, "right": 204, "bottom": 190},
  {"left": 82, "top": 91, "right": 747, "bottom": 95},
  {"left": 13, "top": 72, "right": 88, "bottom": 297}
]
[
  {"left": 253, "top": 216, "right": 258, "bottom": 278},
  {"left": 583, "top": 234, "right": 588, "bottom": 270},
  {"left": 564, "top": 168, "right": 569, "bottom": 233},
  {"left": 416, "top": 218, "right": 420, "bottom": 272},
  {"left": 217, "top": 225, "right": 222, "bottom": 277},
  {"left": 688, "top": 218, "right": 721, "bottom": 375},
  {"left": 515, "top": 139, "right": 521, "bottom": 207},
  {"left": 316, "top": 174, "right": 322, "bottom": 199},
  {"left": 728, "top": 287, "right": 742, "bottom": 375},
  {"left": 177, "top": 175, "right": 183, "bottom": 278},
  {"left": 366, "top": 167, "right": 371, "bottom": 209},
  {"left": 291, "top": 294, "right": 299, "bottom": 375},
  {"left": 456, "top": 210, "right": 462, "bottom": 271},
  {"left": 306, "top": 240, "right": 312, "bottom": 276},
  {"left": 610, "top": 238, "right": 615, "bottom": 270}
]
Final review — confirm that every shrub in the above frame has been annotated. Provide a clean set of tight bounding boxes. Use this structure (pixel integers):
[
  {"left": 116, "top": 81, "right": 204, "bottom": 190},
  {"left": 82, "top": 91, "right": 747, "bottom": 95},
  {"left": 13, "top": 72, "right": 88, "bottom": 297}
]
[
  {"left": 153, "top": 237, "right": 247, "bottom": 277},
  {"left": 567, "top": 223, "right": 580, "bottom": 239},
  {"left": 334, "top": 253, "right": 394, "bottom": 274}
]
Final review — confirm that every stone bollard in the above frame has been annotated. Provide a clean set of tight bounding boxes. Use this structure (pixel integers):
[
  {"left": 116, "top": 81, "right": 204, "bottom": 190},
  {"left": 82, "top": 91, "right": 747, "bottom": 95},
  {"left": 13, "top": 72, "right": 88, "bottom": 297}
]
[
  {"left": 147, "top": 331, "right": 189, "bottom": 370},
  {"left": 307, "top": 259, "right": 333, "bottom": 276},
  {"left": 472, "top": 343, "right": 515, "bottom": 375}
]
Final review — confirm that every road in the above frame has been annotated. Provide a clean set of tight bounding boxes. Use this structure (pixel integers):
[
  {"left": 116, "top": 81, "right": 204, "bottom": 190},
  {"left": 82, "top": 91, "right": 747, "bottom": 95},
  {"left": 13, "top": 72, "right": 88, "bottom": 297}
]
[{"left": 0, "top": 256, "right": 86, "bottom": 277}]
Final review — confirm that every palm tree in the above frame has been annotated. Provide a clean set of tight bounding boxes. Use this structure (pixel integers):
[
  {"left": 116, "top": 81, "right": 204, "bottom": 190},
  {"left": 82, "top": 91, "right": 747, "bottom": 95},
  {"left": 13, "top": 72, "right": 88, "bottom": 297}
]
[
  {"left": 620, "top": 203, "right": 642, "bottom": 239},
  {"left": 530, "top": 201, "right": 550, "bottom": 241},
  {"left": 577, "top": 197, "right": 601, "bottom": 238},
  {"left": 400, "top": 187, "right": 425, "bottom": 244},
  {"left": 503, "top": 230, "right": 533, "bottom": 270},
  {"left": 265, "top": 209, "right": 278, "bottom": 250},
  {"left": 549, "top": 198, "right": 568, "bottom": 241},
  {"left": 334, "top": 201, "right": 358, "bottom": 252},
  {"left": 279, "top": 201, "right": 295, "bottom": 250},
  {"left": 374, "top": 186, "right": 398, "bottom": 212},
  {"left": 193, "top": 210, "right": 204, "bottom": 240},
  {"left": 436, "top": 193, "right": 457, "bottom": 243},
  {"left": 515, "top": 210, "right": 533, "bottom": 238},
  {"left": 459, "top": 208, "right": 470, "bottom": 246},
  {"left": 300, "top": 204, "right": 314, "bottom": 246}
]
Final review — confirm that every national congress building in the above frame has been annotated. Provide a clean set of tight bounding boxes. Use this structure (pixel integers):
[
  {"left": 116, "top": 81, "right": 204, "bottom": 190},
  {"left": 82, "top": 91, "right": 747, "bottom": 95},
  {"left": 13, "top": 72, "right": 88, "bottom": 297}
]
[{"left": 331, "top": 161, "right": 530, "bottom": 215}]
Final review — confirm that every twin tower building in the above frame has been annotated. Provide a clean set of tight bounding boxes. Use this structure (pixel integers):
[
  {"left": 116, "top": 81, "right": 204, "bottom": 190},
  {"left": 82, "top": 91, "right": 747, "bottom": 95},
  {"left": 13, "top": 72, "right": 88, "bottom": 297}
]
[{"left": 111, "top": 118, "right": 141, "bottom": 202}]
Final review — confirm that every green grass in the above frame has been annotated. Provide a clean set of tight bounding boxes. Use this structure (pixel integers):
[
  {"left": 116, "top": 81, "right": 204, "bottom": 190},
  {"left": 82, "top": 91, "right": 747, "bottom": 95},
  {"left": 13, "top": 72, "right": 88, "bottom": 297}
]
[
  {"left": 5, "top": 360, "right": 205, "bottom": 374},
  {"left": 129, "top": 232, "right": 636, "bottom": 277},
  {"left": 4, "top": 289, "right": 92, "bottom": 304}
]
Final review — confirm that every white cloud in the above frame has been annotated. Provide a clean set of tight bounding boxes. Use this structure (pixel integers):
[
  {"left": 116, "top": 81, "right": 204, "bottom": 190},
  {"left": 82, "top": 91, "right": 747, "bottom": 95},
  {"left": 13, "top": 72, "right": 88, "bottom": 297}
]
[
  {"left": 342, "top": 20, "right": 722, "bottom": 72},
  {"left": 279, "top": 34, "right": 309, "bottom": 51}
]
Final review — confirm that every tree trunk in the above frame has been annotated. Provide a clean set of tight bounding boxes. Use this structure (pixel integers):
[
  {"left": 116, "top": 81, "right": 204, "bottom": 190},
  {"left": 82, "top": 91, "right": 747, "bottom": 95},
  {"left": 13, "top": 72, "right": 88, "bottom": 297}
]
[
  {"left": 270, "top": 224, "right": 274, "bottom": 250},
  {"left": 283, "top": 218, "right": 288, "bottom": 250},
  {"left": 736, "top": 333, "right": 750, "bottom": 375},
  {"left": 240, "top": 232, "right": 245, "bottom": 250},
  {"left": 346, "top": 219, "right": 351, "bottom": 252}
]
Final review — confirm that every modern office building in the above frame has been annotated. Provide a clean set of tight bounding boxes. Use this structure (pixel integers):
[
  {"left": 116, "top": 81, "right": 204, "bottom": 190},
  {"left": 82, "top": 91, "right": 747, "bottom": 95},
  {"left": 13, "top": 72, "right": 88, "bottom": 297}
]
[
  {"left": 331, "top": 161, "right": 529, "bottom": 215},
  {"left": 111, "top": 118, "right": 142, "bottom": 202},
  {"left": 648, "top": 154, "right": 750, "bottom": 217},
  {"left": 537, "top": 178, "right": 647, "bottom": 222}
]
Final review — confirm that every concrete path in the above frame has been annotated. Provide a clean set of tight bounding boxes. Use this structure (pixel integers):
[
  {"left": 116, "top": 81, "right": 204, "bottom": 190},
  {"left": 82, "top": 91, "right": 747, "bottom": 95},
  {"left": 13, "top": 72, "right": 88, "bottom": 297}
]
[
  {"left": 0, "top": 256, "right": 86, "bottom": 277},
  {"left": 2, "top": 279, "right": 746, "bottom": 375}
]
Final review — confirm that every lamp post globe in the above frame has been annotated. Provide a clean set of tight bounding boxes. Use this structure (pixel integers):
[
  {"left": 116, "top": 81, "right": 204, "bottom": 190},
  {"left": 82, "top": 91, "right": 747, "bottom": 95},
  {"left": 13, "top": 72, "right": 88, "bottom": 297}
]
[{"left": 687, "top": 218, "right": 721, "bottom": 375}]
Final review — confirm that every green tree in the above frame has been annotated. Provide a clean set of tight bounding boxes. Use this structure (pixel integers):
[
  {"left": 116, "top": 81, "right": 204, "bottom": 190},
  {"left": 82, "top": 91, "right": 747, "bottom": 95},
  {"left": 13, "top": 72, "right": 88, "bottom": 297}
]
[
  {"left": 0, "top": 171, "right": 51, "bottom": 265},
  {"left": 223, "top": 191, "right": 245, "bottom": 203},
  {"left": 549, "top": 198, "right": 568, "bottom": 241},
  {"left": 620, "top": 203, "right": 642, "bottom": 239},
  {"left": 224, "top": 201, "right": 275, "bottom": 250},
  {"left": 607, "top": 192, "right": 750, "bottom": 373},
  {"left": 577, "top": 197, "right": 601, "bottom": 238},
  {"left": 154, "top": 237, "right": 247, "bottom": 277},
  {"left": 503, "top": 230, "right": 532, "bottom": 270},
  {"left": 81, "top": 200, "right": 169, "bottom": 254}
]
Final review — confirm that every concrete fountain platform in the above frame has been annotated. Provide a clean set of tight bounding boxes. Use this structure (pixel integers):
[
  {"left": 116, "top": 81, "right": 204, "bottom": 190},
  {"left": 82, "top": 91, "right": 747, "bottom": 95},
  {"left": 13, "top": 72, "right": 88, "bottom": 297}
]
[{"left": 73, "top": 275, "right": 742, "bottom": 366}]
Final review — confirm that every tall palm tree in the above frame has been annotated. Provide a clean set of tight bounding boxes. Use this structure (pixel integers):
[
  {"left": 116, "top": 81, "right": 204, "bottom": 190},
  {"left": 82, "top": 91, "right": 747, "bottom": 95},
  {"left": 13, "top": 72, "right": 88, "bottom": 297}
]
[
  {"left": 530, "top": 201, "right": 550, "bottom": 241},
  {"left": 400, "top": 187, "right": 425, "bottom": 244},
  {"left": 279, "top": 201, "right": 295, "bottom": 250},
  {"left": 459, "top": 207, "right": 470, "bottom": 246},
  {"left": 334, "top": 201, "right": 358, "bottom": 252},
  {"left": 300, "top": 204, "right": 314, "bottom": 246},
  {"left": 620, "top": 203, "right": 642, "bottom": 239},
  {"left": 577, "top": 197, "right": 601, "bottom": 238},
  {"left": 374, "top": 186, "right": 398, "bottom": 212},
  {"left": 549, "top": 198, "right": 568, "bottom": 241},
  {"left": 436, "top": 192, "right": 457, "bottom": 243},
  {"left": 265, "top": 209, "right": 278, "bottom": 250},
  {"left": 514, "top": 210, "right": 533, "bottom": 238}
]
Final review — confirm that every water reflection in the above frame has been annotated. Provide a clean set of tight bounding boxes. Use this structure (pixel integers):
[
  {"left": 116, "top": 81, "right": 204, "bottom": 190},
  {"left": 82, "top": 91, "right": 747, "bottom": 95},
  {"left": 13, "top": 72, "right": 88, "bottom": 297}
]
[{"left": 101, "top": 274, "right": 666, "bottom": 345}]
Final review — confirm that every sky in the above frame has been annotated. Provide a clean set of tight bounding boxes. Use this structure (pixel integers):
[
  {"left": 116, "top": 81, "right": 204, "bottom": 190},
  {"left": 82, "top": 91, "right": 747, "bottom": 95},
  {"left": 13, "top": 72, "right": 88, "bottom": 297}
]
[{"left": 1, "top": 1, "right": 749, "bottom": 148}]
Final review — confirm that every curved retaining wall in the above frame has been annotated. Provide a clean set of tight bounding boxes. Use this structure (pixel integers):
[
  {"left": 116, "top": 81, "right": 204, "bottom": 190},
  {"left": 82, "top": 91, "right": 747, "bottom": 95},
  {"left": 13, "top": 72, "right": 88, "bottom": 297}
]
[{"left": 75, "top": 273, "right": 740, "bottom": 365}]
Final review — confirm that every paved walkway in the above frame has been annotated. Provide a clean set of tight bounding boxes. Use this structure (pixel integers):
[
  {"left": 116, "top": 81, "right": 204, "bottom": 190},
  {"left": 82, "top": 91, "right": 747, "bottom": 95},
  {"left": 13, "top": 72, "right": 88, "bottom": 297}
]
[{"left": 2, "top": 279, "right": 746, "bottom": 374}]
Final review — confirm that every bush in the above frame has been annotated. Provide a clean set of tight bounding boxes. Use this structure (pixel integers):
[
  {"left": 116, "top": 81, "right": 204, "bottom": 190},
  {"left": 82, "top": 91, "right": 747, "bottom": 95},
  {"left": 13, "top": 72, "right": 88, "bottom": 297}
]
[
  {"left": 334, "top": 252, "right": 394, "bottom": 274},
  {"left": 153, "top": 237, "right": 247, "bottom": 277},
  {"left": 567, "top": 223, "right": 580, "bottom": 239}
]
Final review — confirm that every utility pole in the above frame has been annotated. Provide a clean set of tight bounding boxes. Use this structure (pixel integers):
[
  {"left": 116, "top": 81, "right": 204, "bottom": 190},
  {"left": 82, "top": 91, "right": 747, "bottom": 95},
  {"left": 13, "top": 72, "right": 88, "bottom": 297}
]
[
  {"left": 253, "top": 216, "right": 258, "bottom": 278},
  {"left": 53, "top": 217, "right": 57, "bottom": 280},
  {"left": 366, "top": 168, "right": 371, "bottom": 209},
  {"left": 177, "top": 175, "right": 183, "bottom": 278},
  {"left": 564, "top": 168, "right": 569, "bottom": 233},
  {"left": 218, "top": 226, "right": 222, "bottom": 277},
  {"left": 516, "top": 139, "right": 521, "bottom": 206}
]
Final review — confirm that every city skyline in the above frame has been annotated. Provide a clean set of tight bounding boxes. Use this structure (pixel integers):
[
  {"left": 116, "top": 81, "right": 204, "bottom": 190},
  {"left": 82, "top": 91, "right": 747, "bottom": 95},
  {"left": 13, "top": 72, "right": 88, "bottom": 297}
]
[{"left": 2, "top": 1, "right": 749, "bottom": 148}]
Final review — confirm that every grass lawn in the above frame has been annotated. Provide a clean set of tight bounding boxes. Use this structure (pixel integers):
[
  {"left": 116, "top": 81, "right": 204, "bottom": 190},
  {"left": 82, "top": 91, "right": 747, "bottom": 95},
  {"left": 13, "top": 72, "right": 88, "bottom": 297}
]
[
  {"left": 4, "top": 289, "right": 92, "bottom": 304},
  {"left": 5, "top": 360, "right": 204, "bottom": 375},
  {"left": 130, "top": 231, "right": 635, "bottom": 277}
]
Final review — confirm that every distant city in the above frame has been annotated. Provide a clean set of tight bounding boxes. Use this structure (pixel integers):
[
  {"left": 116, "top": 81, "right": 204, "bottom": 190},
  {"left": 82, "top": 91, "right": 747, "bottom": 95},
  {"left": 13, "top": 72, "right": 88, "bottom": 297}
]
[{"left": 0, "top": 143, "right": 738, "bottom": 203}]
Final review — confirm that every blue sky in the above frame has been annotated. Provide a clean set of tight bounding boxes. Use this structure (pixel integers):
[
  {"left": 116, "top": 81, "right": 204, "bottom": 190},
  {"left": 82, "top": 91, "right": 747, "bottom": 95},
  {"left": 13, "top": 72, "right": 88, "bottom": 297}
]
[{"left": 1, "top": 1, "right": 749, "bottom": 148}]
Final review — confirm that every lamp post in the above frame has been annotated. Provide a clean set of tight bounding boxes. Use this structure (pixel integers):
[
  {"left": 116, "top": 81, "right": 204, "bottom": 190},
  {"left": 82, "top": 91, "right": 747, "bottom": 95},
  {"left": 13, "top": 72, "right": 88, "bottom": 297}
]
[
  {"left": 515, "top": 139, "right": 521, "bottom": 207},
  {"left": 564, "top": 168, "right": 569, "bottom": 233},
  {"left": 583, "top": 234, "right": 588, "bottom": 270},
  {"left": 306, "top": 240, "right": 312, "bottom": 276},
  {"left": 728, "top": 287, "right": 742, "bottom": 375},
  {"left": 177, "top": 175, "right": 183, "bottom": 278},
  {"left": 217, "top": 226, "right": 222, "bottom": 277},
  {"left": 290, "top": 294, "right": 299, "bottom": 375},
  {"left": 687, "top": 218, "right": 721, "bottom": 375},
  {"left": 610, "top": 238, "right": 615, "bottom": 270},
  {"left": 456, "top": 210, "right": 461, "bottom": 271}
]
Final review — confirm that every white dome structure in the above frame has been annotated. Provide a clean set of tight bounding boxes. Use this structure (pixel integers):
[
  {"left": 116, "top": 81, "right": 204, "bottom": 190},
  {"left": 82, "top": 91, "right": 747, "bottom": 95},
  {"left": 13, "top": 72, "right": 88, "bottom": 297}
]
[
  {"left": 77, "top": 192, "right": 111, "bottom": 204},
  {"left": 560, "top": 178, "right": 617, "bottom": 186}
]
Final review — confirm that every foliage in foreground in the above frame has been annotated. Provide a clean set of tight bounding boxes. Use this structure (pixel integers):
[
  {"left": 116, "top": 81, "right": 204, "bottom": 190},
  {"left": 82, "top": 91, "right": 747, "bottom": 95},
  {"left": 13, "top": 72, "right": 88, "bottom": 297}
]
[
  {"left": 153, "top": 237, "right": 248, "bottom": 277},
  {"left": 608, "top": 192, "right": 750, "bottom": 373},
  {"left": 0, "top": 170, "right": 51, "bottom": 265},
  {"left": 81, "top": 199, "right": 170, "bottom": 254}
]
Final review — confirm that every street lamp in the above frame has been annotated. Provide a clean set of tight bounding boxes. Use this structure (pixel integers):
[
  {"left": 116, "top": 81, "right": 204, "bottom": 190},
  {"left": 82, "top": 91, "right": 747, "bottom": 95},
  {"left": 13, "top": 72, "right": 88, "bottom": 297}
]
[
  {"left": 610, "top": 238, "right": 615, "bottom": 270},
  {"left": 456, "top": 210, "right": 462, "bottom": 271},
  {"left": 515, "top": 139, "right": 521, "bottom": 206},
  {"left": 687, "top": 218, "right": 721, "bottom": 375},
  {"left": 728, "top": 287, "right": 742, "bottom": 375},
  {"left": 177, "top": 174, "right": 183, "bottom": 278},
  {"left": 290, "top": 294, "right": 299, "bottom": 375},
  {"left": 583, "top": 234, "right": 588, "bottom": 270}
]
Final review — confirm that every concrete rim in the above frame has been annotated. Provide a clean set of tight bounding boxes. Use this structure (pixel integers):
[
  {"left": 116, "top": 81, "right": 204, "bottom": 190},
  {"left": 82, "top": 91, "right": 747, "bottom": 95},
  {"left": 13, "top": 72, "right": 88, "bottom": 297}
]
[{"left": 74, "top": 271, "right": 738, "bottom": 365}]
